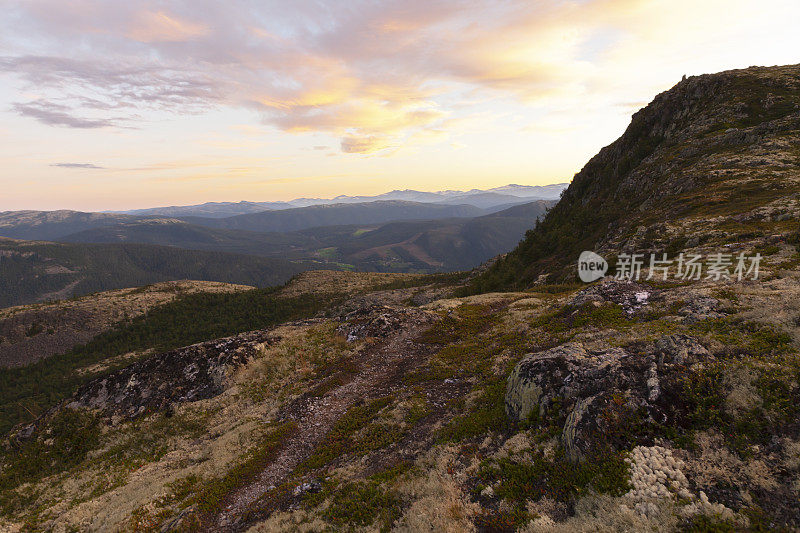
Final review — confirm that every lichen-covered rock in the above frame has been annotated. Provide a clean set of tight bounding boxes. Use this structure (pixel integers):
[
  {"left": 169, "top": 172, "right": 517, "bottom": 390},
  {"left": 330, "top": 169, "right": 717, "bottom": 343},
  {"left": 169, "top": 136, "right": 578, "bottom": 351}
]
[
  {"left": 67, "top": 330, "right": 278, "bottom": 420},
  {"left": 336, "top": 305, "right": 435, "bottom": 342},
  {"left": 505, "top": 343, "right": 588, "bottom": 422},
  {"left": 506, "top": 335, "right": 713, "bottom": 461},
  {"left": 676, "top": 294, "right": 726, "bottom": 323},
  {"left": 569, "top": 279, "right": 657, "bottom": 315}
]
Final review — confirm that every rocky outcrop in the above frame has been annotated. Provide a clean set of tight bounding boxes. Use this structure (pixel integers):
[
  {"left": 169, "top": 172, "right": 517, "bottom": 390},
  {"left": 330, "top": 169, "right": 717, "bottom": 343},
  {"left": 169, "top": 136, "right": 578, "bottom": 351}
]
[
  {"left": 67, "top": 330, "right": 278, "bottom": 420},
  {"left": 569, "top": 279, "right": 657, "bottom": 315},
  {"left": 506, "top": 335, "right": 713, "bottom": 461},
  {"left": 474, "top": 64, "right": 800, "bottom": 290},
  {"left": 336, "top": 305, "right": 436, "bottom": 342}
]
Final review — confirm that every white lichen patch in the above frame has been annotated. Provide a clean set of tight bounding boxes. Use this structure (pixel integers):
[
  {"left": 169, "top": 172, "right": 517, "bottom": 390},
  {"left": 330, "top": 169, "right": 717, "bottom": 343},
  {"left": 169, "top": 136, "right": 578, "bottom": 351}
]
[
  {"left": 623, "top": 445, "right": 738, "bottom": 523},
  {"left": 624, "top": 445, "right": 691, "bottom": 517}
]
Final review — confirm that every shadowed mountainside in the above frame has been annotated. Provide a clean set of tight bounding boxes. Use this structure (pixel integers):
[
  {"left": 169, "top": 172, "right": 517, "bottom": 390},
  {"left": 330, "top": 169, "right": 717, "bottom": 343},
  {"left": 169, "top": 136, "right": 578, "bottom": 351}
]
[
  {"left": 59, "top": 200, "right": 553, "bottom": 272},
  {"left": 179, "top": 200, "right": 485, "bottom": 233},
  {"left": 470, "top": 64, "right": 800, "bottom": 292}
]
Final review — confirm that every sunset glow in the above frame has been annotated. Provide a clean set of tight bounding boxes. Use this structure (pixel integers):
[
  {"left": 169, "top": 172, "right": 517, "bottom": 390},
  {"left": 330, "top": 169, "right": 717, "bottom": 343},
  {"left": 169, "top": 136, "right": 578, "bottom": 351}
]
[{"left": 1, "top": 0, "right": 798, "bottom": 211}]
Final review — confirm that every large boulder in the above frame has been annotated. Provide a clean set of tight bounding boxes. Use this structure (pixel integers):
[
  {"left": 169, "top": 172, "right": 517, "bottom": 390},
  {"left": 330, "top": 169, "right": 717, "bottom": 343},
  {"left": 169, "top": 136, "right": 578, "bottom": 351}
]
[{"left": 506, "top": 335, "right": 712, "bottom": 461}]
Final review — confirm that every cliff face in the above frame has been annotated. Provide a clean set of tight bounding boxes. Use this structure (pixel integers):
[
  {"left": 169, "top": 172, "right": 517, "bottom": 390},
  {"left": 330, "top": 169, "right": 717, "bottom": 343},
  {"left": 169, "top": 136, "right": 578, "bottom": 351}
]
[{"left": 473, "top": 64, "right": 800, "bottom": 291}]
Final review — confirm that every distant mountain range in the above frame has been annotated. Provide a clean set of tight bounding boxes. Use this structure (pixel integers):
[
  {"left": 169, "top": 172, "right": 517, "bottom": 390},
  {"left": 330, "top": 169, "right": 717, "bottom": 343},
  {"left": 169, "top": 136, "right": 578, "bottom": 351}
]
[
  {"left": 1, "top": 201, "right": 487, "bottom": 241},
  {"left": 61, "top": 200, "right": 553, "bottom": 272},
  {"left": 180, "top": 201, "right": 485, "bottom": 233},
  {"left": 0, "top": 186, "right": 563, "bottom": 306},
  {"left": 115, "top": 183, "right": 567, "bottom": 218}
]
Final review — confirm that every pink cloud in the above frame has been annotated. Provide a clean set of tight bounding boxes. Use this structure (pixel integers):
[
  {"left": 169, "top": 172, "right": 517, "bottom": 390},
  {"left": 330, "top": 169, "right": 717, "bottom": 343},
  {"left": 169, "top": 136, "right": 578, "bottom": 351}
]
[{"left": 2, "top": 0, "right": 755, "bottom": 153}]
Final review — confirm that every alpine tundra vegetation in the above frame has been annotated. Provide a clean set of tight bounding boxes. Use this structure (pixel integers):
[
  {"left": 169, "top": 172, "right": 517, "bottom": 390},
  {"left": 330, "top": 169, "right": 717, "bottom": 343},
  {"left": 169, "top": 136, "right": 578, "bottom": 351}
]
[{"left": 1, "top": 64, "right": 800, "bottom": 532}]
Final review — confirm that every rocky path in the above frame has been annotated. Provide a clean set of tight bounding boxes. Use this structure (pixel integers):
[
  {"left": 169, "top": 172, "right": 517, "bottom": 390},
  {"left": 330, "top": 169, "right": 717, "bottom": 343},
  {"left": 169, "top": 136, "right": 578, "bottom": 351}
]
[{"left": 215, "top": 308, "right": 439, "bottom": 530}]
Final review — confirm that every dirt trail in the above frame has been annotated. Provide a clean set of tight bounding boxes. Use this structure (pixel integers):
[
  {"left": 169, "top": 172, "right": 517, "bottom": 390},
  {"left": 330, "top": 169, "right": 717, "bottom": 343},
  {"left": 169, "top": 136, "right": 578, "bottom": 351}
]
[{"left": 215, "top": 313, "right": 437, "bottom": 530}]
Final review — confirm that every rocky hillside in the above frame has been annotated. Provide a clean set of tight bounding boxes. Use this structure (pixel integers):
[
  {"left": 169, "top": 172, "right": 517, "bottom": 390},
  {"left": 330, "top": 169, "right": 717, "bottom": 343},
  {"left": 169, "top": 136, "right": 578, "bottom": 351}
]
[
  {"left": 471, "top": 64, "right": 800, "bottom": 291},
  {"left": 0, "top": 65, "right": 799, "bottom": 532}
]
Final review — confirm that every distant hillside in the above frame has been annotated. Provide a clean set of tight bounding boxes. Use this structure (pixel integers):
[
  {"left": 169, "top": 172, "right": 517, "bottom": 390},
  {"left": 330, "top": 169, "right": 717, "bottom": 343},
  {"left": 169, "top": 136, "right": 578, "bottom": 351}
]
[
  {"left": 432, "top": 192, "right": 528, "bottom": 209},
  {"left": 0, "top": 238, "right": 308, "bottom": 308},
  {"left": 484, "top": 199, "right": 553, "bottom": 218},
  {"left": 0, "top": 211, "right": 144, "bottom": 241},
  {"left": 470, "top": 64, "right": 800, "bottom": 292},
  {"left": 121, "top": 201, "right": 285, "bottom": 218},
  {"left": 59, "top": 200, "right": 553, "bottom": 273},
  {"left": 323, "top": 200, "right": 553, "bottom": 271},
  {"left": 182, "top": 200, "right": 485, "bottom": 233},
  {"left": 60, "top": 219, "right": 317, "bottom": 257}
]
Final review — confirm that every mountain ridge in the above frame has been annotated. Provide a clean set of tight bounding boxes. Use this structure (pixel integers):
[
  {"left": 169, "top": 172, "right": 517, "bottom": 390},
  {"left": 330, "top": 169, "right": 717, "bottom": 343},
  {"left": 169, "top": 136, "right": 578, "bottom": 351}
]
[
  {"left": 114, "top": 183, "right": 568, "bottom": 218},
  {"left": 470, "top": 63, "right": 800, "bottom": 292}
]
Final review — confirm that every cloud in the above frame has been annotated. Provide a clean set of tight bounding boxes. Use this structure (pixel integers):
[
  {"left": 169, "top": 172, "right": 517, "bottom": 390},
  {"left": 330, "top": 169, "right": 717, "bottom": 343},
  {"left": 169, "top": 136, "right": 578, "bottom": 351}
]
[
  {"left": 127, "top": 10, "right": 209, "bottom": 43},
  {"left": 13, "top": 101, "right": 121, "bottom": 128},
  {"left": 0, "top": 56, "right": 222, "bottom": 112},
  {"left": 3, "top": 0, "right": 800, "bottom": 152},
  {"left": 51, "top": 162, "right": 106, "bottom": 169},
  {"left": 340, "top": 136, "right": 392, "bottom": 154}
]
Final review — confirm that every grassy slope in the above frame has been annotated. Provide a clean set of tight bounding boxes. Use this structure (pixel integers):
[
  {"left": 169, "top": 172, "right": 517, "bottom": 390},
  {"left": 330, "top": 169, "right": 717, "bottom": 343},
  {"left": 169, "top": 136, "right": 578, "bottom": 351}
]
[{"left": 0, "top": 286, "right": 339, "bottom": 435}]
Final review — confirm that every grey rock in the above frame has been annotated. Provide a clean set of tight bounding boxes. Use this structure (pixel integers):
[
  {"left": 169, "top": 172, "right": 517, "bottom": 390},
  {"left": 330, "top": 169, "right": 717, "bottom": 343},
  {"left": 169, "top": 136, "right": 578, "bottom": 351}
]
[
  {"left": 506, "top": 335, "right": 713, "bottom": 462},
  {"left": 68, "top": 330, "right": 279, "bottom": 420},
  {"left": 677, "top": 295, "right": 726, "bottom": 323},
  {"left": 505, "top": 343, "right": 588, "bottom": 422},
  {"left": 570, "top": 279, "right": 657, "bottom": 315},
  {"left": 336, "top": 305, "right": 434, "bottom": 342}
]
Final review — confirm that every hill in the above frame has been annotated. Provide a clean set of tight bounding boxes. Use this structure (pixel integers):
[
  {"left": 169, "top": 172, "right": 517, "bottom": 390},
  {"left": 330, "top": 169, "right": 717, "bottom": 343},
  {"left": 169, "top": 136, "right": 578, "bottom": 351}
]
[
  {"left": 0, "top": 238, "right": 308, "bottom": 308},
  {"left": 115, "top": 183, "right": 567, "bottom": 217},
  {"left": 59, "top": 219, "right": 318, "bottom": 258},
  {"left": 0, "top": 280, "right": 252, "bottom": 369},
  {"left": 60, "top": 200, "right": 553, "bottom": 272},
  {"left": 470, "top": 64, "right": 800, "bottom": 292},
  {"left": 0, "top": 211, "right": 144, "bottom": 241},
  {"left": 120, "top": 201, "right": 284, "bottom": 218},
  {"left": 323, "top": 200, "right": 552, "bottom": 271}
]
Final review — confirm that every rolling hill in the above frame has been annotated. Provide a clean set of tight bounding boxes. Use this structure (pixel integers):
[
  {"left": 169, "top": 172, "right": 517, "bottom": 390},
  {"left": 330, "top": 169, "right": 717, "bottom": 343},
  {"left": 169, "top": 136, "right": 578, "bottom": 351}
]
[
  {"left": 0, "top": 211, "right": 144, "bottom": 241},
  {"left": 58, "top": 200, "right": 554, "bottom": 272},
  {"left": 0, "top": 238, "right": 308, "bottom": 308},
  {"left": 59, "top": 219, "right": 318, "bottom": 258}
]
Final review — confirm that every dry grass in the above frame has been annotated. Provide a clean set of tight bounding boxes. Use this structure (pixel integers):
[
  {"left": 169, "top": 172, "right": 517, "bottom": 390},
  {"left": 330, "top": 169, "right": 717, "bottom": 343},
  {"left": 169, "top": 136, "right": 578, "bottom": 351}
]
[
  {"left": 9, "top": 323, "right": 322, "bottom": 531},
  {"left": 393, "top": 446, "right": 481, "bottom": 533}
]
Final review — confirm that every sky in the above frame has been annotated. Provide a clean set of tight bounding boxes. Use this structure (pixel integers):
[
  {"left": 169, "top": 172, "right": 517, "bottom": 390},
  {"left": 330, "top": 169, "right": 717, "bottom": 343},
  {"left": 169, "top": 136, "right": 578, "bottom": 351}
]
[{"left": 1, "top": 0, "right": 799, "bottom": 211}]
